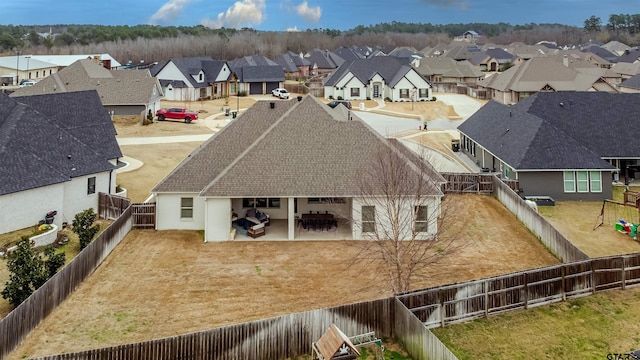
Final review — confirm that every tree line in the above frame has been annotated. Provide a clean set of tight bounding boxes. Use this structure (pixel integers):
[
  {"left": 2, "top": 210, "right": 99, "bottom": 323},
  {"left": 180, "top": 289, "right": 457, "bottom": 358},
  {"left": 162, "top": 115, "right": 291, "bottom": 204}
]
[{"left": 0, "top": 16, "right": 638, "bottom": 65}]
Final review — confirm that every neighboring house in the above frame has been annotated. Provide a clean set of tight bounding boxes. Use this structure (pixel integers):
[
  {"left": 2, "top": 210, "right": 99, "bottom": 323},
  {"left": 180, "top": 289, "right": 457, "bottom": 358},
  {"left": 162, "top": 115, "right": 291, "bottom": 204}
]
[
  {"left": 11, "top": 59, "right": 163, "bottom": 118},
  {"left": 0, "top": 53, "right": 120, "bottom": 86},
  {"left": 332, "top": 46, "right": 366, "bottom": 61},
  {"left": 273, "top": 51, "right": 311, "bottom": 79},
  {"left": 469, "top": 48, "right": 518, "bottom": 72},
  {"left": 506, "top": 43, "right": 556, "bottom": 60},
  {"left": 0, "top": 90, "right": 122, "bottom": 234},
  {"left": 229, "top": 55, "right": 285, "bottom": 95},
  {"left": 580, "top": 45, "right": 618, "bottom": 66},
  {"left": 414, "top": 57, "right": 484, "bottom": 86},
  {"left": 323, "top": 56, "right": 432, "bottom": 101},
  {"left": 602, "top": 40, "right": 631, "bottom": 56},
  {"left": 610, "top": 62, "right": 640, "bottom": 80},
  {"left": 619, "top": 74, "right": 640, "bottom": 93},
  {"left": 304, "top": 49, "right": 345, "bottom": 77},
  {"left": 478, "top": 57, "right": 619, "bottom": 104},
  {"left": 457, "top": 30, "right": 480, "bottom": 41},
  {"left": 151, "top": 96, "right": 444, "bottom": 242},
  {"left": 457, "top": 92, "right": 640, "bottom": 201},
  {"left": 617, "top": 47, "right": 640, "bottom": 63},
  {"left": 440, "top": 44, "right": 482, "bottom": 61},
  {"left": 151, "top": 57, "right": 232, "bottom": 101}
]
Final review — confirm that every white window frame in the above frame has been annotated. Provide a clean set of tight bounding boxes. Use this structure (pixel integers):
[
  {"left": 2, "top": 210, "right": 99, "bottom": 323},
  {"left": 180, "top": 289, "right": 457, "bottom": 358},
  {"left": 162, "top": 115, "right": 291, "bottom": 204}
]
[
  {"left": 361, "top": 206, "right": 375, "bottom": 233},
  {"left": 180, "top": 197, "right": 194, "bottom": 219},
  {"left": 589, "top": 171, "right": 602, "bottom": 193},
  {"left": 576, "top": 171, "right": 589, "bottom": 193},
  {"left": 414, "top": 206, "right": 429, "bottom": 233},
  {"left": 563, "top": 171, "right": 576, "bottom": 193}
]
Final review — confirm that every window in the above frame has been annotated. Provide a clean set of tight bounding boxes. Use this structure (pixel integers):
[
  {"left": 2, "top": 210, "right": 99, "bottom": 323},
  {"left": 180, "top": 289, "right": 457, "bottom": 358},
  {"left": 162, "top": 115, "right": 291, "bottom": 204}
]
[
  {"left": 400, "top": 89, "right": 409, "bottom": 98},
  {"left": 590, "top": 171, "right": 602, "bottom": 192},
  {"left": 87, "top": 177, "right": 96, "bottom": 195},
  {"left": 576, "top": 171, "right": 589, "bottom": 192},
  {"left": 362, "top": 206, "right": 375, "bottom": 233},
  {"left": 414, "top": 206, "right": 429, "bottom": 233},
  {"left": 350, "top": 88, "right": 360, "bottom": 97},
  {"left": 563, "top": 171, "right": 576, "bottom": 192},
  {"left": 419, "top": 88, "right": 428, "bottom": 98},
  {"left": 198, "top": 73, "right": 203, "bottom": 81},
  {"left": 242, "top": 198, "right": 280, "bottom": 208},
  {"left": 180, "top": 197, "right": 194, "bottom": 218}
]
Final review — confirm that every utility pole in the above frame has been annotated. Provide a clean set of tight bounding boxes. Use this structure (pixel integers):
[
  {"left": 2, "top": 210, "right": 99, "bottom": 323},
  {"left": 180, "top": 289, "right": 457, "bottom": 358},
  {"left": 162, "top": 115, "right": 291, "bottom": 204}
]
[{"left": 15, "top": 50, "right": 20, "bottom": 86}]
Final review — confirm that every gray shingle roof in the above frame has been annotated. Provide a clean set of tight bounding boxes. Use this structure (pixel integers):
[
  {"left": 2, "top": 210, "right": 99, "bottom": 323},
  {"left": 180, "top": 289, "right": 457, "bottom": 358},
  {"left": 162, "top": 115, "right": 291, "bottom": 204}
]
[
  {"left": 237, "top": 65, "right": 284, "bottom": 82},
  {"left": 620, "top": 74, "right": 640, "bottom": 90},
  {"left": 153, "top": 96, "right": 443, "bottom": 198},
  {"left": 11, "top": 59, "right": 161, "bottom": 106},
  {"left": 152, "top": 57, "right": 228, "bottom": 88},
  {"left": 304, "top": 49, "right": 344, "bottom": 69},
  {"left": 458, "top": 92, "right": 640, "bottom": 170},
  {"left": 0, "top": 91, "right": 120, "bottom": 196},
  {"left": 324, "top": 56, "right": 426, "bottom": 88}
]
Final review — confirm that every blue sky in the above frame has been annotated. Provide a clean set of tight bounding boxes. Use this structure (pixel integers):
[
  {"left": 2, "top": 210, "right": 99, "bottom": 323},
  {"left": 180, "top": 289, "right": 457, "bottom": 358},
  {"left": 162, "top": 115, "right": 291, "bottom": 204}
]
[{"left": 1, "top": 0, "right": 638, "bottom": 31}]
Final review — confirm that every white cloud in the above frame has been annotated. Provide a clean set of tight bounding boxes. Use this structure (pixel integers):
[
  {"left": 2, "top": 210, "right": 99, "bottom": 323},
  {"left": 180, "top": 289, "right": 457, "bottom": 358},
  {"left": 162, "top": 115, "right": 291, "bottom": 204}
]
[
  {"left": 200, "top": 0, "right": 266, "bottom": 29},
  {"left": 286, "top": 26, "right": 299, "bottom": 32},
  {"left": 149, "top": 0, "right": 193, "bottom": 24},
  {"left": 295, "top": 1, "right": 321, "bottom": 23}
]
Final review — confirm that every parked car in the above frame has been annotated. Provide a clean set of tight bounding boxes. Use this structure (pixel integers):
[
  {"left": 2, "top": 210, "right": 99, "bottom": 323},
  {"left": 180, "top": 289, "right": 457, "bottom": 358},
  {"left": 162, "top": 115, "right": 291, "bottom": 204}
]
[
  {"left": 327, "top": 100, "right": 352, "bottom": 109},
  {"left": 156, "top": 107, "right": 199, "bottom": 123},
  {"left": 272, "top": 88, "right": 290, "bottom": 99},
  {"left": 19, "top": 80, "right": 37, "bottom": 88}
]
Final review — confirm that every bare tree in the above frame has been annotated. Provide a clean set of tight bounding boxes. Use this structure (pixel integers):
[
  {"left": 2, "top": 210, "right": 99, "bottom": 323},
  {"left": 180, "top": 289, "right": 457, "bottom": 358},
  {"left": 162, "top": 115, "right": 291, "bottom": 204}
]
[{"left": 346, "top": 142, "right": 464, "bottom": 294}]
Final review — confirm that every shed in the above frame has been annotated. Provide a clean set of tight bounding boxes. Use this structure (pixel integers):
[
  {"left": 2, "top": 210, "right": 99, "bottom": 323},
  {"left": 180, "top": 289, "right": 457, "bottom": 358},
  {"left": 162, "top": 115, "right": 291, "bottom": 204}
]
[{"left": 312, "top": 324, "right": 360, "bottom": 360}]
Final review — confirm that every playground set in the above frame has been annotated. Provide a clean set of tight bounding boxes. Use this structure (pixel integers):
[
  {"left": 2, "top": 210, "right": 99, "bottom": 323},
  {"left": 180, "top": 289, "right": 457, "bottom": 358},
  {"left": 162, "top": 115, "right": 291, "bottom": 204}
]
[{"left": 594, "top": 190, "right": 640, "bottom": 240}]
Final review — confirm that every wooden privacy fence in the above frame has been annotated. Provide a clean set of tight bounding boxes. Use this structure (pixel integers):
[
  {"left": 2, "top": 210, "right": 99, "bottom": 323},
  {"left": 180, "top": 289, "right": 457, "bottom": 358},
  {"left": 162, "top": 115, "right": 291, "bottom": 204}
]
[
  {"left": 441, "top": 173, "right": 495, "bottom": 194},
  {"left": 98, "top": 192, "right": 131, "bottom": 220},
  {"left": 397, "top": 253, "right": 640, "bottom": 328},
  {"left": 132, "top": 203, "right": 156, "bottom": 229},
  {"left": 34, "top": 298, "right": 395, "bottom": 360},
  {"left": 0, "top": 204, "right": 133, "bottom": 359},
  {"left": 492, "top": 176, "right": 589, "bottom": 263}
]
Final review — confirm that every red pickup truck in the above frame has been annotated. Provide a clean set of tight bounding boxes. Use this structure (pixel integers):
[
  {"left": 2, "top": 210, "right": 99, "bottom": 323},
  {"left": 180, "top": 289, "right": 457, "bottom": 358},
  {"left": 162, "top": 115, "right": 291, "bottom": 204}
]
[{"left": 156, "top": 107, "right": 199, "bottom": 123}]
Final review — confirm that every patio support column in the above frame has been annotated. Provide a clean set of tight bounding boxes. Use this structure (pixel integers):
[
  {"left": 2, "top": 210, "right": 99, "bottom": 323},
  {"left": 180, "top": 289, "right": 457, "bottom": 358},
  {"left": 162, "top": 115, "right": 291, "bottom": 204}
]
[{"left": 287, "top": 197, "right": 295, "bottom": 240}]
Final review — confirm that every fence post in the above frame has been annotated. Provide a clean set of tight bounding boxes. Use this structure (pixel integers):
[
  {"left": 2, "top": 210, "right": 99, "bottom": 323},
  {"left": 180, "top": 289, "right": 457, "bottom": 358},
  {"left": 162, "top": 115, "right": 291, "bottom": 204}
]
[
  {"left": 561, "top": 265, "right": 566, "bottom": 301},
  {"left": 622, "top": 256, "right": 626, "bottom": 290},
  {"left": 523, "top": 272, "right": 528, "bottom": 310},
  {"left": 484, "top": 279, "right": 489, "bottom": 317}
]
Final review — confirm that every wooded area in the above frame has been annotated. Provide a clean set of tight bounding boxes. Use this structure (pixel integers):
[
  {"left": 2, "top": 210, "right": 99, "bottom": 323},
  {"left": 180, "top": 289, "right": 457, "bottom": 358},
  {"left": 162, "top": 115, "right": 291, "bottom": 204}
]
[{"left": 1, "top": 14, "right": 639, "bottom": 64}]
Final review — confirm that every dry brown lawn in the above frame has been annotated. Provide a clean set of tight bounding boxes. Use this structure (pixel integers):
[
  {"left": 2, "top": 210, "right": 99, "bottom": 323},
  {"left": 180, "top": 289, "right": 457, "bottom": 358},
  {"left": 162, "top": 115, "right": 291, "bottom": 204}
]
[
  {"left": 374, "top": 101, "right": 459, "bottom": 121},
  {"left": 7, "top": 194, "right": 559, "bottom": 359}
]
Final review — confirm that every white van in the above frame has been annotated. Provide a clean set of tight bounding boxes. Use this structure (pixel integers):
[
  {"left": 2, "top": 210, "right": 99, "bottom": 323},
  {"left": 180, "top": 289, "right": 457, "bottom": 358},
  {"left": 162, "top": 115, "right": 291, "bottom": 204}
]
[{"left": 19, "top": 80, "right": 37, "bottom": 88}]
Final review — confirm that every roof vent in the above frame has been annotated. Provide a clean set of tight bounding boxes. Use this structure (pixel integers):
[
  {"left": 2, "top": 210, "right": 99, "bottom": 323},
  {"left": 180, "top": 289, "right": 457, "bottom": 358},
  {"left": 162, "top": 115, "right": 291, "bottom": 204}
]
[
  {"left": 559, "top": 102, "right": 564, "bottom": 107},
  {"left": 270, "top": 102, "right": 275, "bottom": 109}
]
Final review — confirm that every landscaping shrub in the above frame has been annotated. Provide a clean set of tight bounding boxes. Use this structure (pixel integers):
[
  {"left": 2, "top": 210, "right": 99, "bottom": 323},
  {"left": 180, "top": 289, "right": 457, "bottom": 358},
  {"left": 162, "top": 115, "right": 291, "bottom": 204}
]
[
  {"left": 72, "top": 208, "right": 100, "bottom": 250},
  {"left": 337, "top": 96, "right": 343, "bottom": 100}
]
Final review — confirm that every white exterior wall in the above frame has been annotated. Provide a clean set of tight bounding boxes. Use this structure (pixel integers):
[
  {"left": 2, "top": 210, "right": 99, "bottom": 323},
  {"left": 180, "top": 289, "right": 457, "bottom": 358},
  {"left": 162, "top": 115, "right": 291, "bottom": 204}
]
[
  {"left": 214, "top": 64, "right": 232, "bottom": 82},
  {"left": 344, "top": 76, "right": 366, "bottom": 100},
  {"left": 155, "top": 193, "right": 206, "bottom": 230},
  {"left": 0, "top": 183, "right": 65, "bottom": 234},
  {"left": 204, "top": 198, "right": 232, "bottom": 242},
  {"left": 156, "top": 62, "right": 199, "bottom": 101},
  {"left": 63, "top": 172, "right": 111, "bottom": 224},
  {"left": 351, "top": 196, "right": 440, "bottom": 240}
]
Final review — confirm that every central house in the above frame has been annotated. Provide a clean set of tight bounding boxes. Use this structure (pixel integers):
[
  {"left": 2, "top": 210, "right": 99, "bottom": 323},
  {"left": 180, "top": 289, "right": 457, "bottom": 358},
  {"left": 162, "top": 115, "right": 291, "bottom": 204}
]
[{"left": 152, "top": 96, "right": 444, "bottom": 241}]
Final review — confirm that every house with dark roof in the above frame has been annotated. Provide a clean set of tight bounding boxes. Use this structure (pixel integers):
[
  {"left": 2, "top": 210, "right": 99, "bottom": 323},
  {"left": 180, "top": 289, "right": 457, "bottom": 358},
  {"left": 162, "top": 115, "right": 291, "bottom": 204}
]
[
  {"left": 457, "top": 92, "right": 640, "bottom": 201},
  {"left": 323, "top": 56, "right": 432, "bottom": 101},
  {"left": 0, "top": 90, "right": 122, "bottom": 234},
  {"left": 469, "top": 48, "right": 518, "bottom": 72},
  {"left": 150, "top": 57, "right": 232, "bottom": 101},
  {"left": 304, "top": 49, "right": 345, "bottom": 77},
  {"left": 11, "top": 59, "right": 163, "bottom": 118},
  {"left": 151, "top": 96, "right": 444, "bottom": 242},
  {"left": 273, "top": 51, "right": 311, "bottom": 79},
  {"left": 619, "top": 74, "right": 640, "bottom": 93},
  {"left": 228, "top": 55, "right": 285, "bottom": 95}
]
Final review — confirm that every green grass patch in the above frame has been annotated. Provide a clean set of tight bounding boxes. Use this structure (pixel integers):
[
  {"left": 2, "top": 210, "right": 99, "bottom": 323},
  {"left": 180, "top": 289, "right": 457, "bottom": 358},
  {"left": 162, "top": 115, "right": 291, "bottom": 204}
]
[{"left": 432, "top": 288, "right": 640, "bottom": 359}]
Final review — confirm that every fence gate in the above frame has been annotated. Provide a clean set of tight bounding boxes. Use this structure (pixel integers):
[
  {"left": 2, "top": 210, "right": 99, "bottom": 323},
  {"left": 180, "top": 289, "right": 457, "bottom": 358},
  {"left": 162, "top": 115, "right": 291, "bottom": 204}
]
[{"left": 132, "top": 203, "right": 156, "bottom": 229}]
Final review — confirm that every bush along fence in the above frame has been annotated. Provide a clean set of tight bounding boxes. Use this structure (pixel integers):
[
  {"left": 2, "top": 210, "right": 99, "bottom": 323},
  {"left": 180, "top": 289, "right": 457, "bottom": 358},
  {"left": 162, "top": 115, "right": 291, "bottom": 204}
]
[{"left": 0, "top": 195, "right": 132, "bottom": 359}]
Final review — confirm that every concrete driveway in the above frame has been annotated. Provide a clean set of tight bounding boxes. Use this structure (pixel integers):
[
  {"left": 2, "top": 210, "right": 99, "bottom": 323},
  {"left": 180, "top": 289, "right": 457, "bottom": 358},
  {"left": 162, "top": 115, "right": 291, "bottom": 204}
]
[
  {"left": 435, "top": 93, "right": 485, "bottom": 120},
  {"left": 353, "top": 111, "right": 422, "bottom": 136}
]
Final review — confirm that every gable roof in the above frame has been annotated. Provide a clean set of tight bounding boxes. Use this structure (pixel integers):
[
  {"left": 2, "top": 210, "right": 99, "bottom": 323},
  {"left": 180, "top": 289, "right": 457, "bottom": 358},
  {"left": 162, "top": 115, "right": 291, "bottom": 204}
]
[
  {"left": 229, "top": 56, "right": 284, "bottom": 82},
  {"left": 323, "top": 56, "right": 428, "bottom": 88},
  {"left": 273, "top": 51, "right": 311, "bottom": 72},
  {"left": 332, "top": 47, "right": 366, "bottom": 61},
  {"left": 617, "top": 47, "right": 640, "bottom": 63},
  {"left": 0, "top": 91, "right": 120, "bottom": 196},
  {"left": 304, "top": 49, "right": 345, "bottom": 69},
  {"left": 620, "top": 74, "right": 640, "bottom": 90},
  {"left": 458, "top": 92, "right": 640, "bottom": 170},
  {"left": 153, "top": 96, "right": 443, "bottom": 198},
  {"left": 415, "top": 57, "right": 483, "bottom": 79},
  {"left": 10, "top": 59, "right": 161, "bottom": 106},
  {"left": 314, "top": 325, "right": 360, "bottom": 359},
  {"left": 478, "top": 57, "right": 617, "bottom": 93}
]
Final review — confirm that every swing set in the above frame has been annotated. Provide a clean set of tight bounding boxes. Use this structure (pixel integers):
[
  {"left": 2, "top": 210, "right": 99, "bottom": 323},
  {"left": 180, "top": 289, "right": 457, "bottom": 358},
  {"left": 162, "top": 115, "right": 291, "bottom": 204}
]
[{"left": 593, "top": 191, "right": 640, "bottom": 239}]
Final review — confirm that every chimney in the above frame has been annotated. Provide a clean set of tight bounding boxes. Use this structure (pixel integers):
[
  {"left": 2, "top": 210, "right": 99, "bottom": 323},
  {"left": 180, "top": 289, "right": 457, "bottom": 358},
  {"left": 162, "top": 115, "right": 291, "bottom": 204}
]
[{"left": 563, "top": 55, "right": 569, "bottom": 67}]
